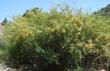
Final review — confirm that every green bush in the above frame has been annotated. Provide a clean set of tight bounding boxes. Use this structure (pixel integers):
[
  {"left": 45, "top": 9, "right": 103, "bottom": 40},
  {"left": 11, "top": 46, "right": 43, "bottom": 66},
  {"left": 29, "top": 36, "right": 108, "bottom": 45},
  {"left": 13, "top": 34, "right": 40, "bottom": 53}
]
[{"left": 4, "top": 7, "right": 110, "bottom": 71}]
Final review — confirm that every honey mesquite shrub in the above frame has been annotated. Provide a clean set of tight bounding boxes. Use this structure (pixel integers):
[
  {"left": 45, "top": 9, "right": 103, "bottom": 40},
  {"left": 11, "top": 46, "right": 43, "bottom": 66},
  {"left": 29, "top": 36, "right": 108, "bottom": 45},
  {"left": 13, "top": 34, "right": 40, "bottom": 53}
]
[{"left": 5, "top": 8, "right": 109, "bottom": 71}]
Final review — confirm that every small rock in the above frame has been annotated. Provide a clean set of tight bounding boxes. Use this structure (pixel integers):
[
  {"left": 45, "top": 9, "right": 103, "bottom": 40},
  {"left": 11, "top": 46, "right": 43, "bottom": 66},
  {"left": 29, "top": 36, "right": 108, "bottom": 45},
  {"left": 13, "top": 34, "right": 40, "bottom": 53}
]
[{"left": 5, "top": 67, "right": 17, "bottom": 71}]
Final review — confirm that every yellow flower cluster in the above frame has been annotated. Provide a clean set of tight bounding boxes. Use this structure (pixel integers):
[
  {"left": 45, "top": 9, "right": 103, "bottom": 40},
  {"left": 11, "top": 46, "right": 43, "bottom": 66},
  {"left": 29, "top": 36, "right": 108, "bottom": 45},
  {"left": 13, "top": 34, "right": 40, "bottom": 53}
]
[
  {"left": 47, "top": 27, "right": 55, "bottom": 32},
  {"left": 18, "top": 28, "right": 34, "bottom": 38},
  {"left": 47, "top": 27, "right": 66, "bottom": 33},
  {"left": 97, "top": 35, "right": 110, "bottom": 40},
  {"left": 85, "top": 43, "right": 95, "bottom": 49},
  {"left": 85, "top": 39, "right": 95, "bottom": 48}
]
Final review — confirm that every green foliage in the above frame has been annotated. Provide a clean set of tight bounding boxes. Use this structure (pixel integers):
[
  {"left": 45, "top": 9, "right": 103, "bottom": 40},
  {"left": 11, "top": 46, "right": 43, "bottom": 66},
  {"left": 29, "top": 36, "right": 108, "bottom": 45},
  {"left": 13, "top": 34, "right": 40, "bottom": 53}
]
[{"left": 3, "top": 7, "right": 110, "bottom": 71}]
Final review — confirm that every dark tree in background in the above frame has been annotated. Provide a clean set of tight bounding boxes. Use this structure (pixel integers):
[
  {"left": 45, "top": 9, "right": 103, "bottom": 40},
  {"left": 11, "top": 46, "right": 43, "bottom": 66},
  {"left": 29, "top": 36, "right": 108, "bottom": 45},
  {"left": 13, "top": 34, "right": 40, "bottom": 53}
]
[
  {"left": 2, "top": 18, "right": 8, "bottom": 25},
  {"left": 94, "top": 4, "right": 110, "bottom": 16}
]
